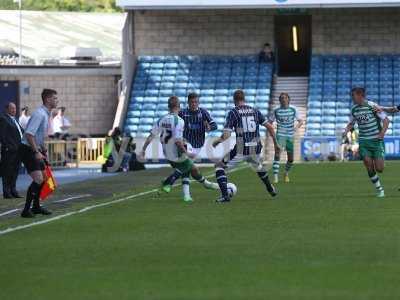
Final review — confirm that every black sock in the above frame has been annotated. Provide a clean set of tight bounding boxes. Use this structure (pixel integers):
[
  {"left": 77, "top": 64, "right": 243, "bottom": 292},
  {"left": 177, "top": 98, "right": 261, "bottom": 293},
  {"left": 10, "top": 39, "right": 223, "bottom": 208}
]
[
  {"left": 24, "top": 182, "right": 42, "bottom": 211},
  {"left": 216, "top": 168, "right": 228, "bottom": 198},
  {"left": 257, "top": 171, "right": 273, "bottom": 192},
  {"left": 32, "top": 182, "right": 44, "bottom": 209},
  {"left": 163, "top": 169, "right": 182, "bottom": 186}
]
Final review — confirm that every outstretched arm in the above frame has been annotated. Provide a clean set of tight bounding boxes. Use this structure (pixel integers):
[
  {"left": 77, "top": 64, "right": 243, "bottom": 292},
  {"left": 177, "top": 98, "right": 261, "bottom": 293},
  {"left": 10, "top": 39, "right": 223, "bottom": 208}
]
[
  {"left": 378, "top": 117, "right": 389, "bottom": 140},
  {"left": 212, "top": 130, "right": 231, "bottom": 148},
  {"left": 141, "top": 133, "right": 154, "bottom": 158},
  {"left": 264, "top": 122, "right": 279, "bottom": 149}
]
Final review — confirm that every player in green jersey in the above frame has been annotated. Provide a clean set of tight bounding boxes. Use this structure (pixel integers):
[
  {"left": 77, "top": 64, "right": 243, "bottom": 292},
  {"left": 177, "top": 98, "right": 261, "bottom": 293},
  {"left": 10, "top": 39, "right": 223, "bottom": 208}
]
[
  {"left": 268, "top": 93, "right": 303, "bottom": 183},
  {"left": 343, "top": 87, "right": 390, "bottom": 198},
  {"left": 141, "top": 96, "right": 218, "bottom": 202}
]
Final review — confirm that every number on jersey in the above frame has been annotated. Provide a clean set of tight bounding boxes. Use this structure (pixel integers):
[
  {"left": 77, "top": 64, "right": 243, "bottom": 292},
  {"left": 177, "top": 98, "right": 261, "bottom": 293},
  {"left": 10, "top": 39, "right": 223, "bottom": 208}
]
[{"left": 242, "top": 116, "right": 256, "bottom": 133}]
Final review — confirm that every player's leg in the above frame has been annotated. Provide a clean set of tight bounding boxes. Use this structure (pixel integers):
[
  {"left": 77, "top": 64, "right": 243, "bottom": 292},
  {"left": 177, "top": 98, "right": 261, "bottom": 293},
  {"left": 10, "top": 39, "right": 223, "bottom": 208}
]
[
  {"left": 374, "top": 158, "right": 385, "bottom": 173},
  {"left": 284, "top": 138, "right": 294, "bottom": 183},
  {"left": 272, "top": 136, "right": 283, "bottom": 183},
  {"left": 215, "top": 148, "right": 240, "bottom": 202},
  {"left": 248, "top": 154, "right": 277, "bottom": 197},
  {"left": 366, "top": 140, "right": 385, "bottom": 197},
  {"left": 189, "top": 165, "right": 216, "bottom": 189},
  {"left": 362, "top": 155, "right": 384, "bottom": 198},
  {"left": 272, "top": 150, "right": 281, "bottom": 184},
  {"left": 181, "top": 172, "right": 192, "bottom": 202},
  {"left": 160, "top": 165, "right": 183, "bottom": 193},
  {"left": 181, "top": 147, "right": 201, "bottom": 201}
]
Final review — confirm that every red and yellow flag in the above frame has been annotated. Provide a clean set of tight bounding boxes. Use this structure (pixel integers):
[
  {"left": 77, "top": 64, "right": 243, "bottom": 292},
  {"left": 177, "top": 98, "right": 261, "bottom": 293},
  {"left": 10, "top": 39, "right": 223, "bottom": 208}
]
[{"left": 40, "top": 165, "right": 57, "bottom": 201}]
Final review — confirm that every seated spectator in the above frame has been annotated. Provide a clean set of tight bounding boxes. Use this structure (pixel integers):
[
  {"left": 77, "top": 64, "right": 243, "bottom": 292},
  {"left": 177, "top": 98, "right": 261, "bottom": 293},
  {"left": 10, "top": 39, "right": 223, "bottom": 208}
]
[
  {"left": 52, "top": 107, "right": 71, "bottom": 139},
  {"left": 19, "top": 106, "right": 30, "bottom": 130},
  {"left": 259, "top": 43, "right": 274, "bottom": 63}
]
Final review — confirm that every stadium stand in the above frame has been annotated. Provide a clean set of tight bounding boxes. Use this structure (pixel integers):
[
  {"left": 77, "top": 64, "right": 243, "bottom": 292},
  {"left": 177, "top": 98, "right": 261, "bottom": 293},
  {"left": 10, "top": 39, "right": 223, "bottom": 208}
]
[
  {"left": 306, "top": 55, "right": 400, "bottom": 137},
  {"left": 124, "top": 55, "right": 273, "bottom": 137}
]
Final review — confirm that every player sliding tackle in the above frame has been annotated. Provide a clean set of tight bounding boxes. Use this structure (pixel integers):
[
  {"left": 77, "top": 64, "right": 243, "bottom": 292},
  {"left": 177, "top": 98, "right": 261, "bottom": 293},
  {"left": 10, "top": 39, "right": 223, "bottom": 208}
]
[
  {"left": 343, "top": 87, "right": 390, "bottom": 198},
  {"left": 140, "top": 96, "right": 218, "bottom": 202},
  {"left": 212, "top": 90, "right": 279, "bottom": 203}
]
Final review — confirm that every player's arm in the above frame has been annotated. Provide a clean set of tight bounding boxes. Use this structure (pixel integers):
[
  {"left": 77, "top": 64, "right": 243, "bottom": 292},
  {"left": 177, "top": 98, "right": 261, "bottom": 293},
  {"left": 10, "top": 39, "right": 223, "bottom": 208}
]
[
  {"left": 24, "top": 112, "right": 46, "bottom": 161},
  {"left": 141, "top": 120, "right": 160, "bottom": 157},
  {"left": 174, "top": 119, "right": 196, "bottom": 159},
  {"left": 213, "top": 111, "right": 234, "bottom": 148},
  {"left": 295, "top": 110, "right": 304, "bottom": 130},
  {"left": 382, "top": 106, "right": 400, "bottom": 114},
  {"left": 203, "top": 109, "right": 218, "bottom": 132},
  {"left": 263, "top": 121, "right": 280, "bottom": 149},
  {"left": 377, "top": 113, "right": 389, "bottom": 140},
  {"left": 212, "top": 130, "right": 231, "bottom": 148},
  {"left": 141, "top": 133, "right": 155, "bottom": 158}
]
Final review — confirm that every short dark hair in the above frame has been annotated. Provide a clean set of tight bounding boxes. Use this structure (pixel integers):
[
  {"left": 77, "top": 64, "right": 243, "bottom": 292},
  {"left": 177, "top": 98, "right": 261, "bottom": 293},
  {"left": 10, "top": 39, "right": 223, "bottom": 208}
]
[
  {"left": 279, "top": 93, "right": 291, "bottom": 102},
  {"left": 41, "top": 89, "right": 57, "bottom": 103},
  {"left": 264, "top": 43, "right": 270, "bottom": 47},
  {"left": 233, "top": 90, "right": 245, "bottom": 103},
  {"left": 168, "top": 96, "right": 180, "bottom": 110},
  {"left": 21, "top": 106, "right": 29, "bottom": 112},
  {"left": 351, "top": 87, "right": 366, "bottom": 96},
  {"left": 59, "top": 106, "right": 66, "bottom": 113},
  {"left": 187, "top": 92, "right": 198, "bottom": 102}
]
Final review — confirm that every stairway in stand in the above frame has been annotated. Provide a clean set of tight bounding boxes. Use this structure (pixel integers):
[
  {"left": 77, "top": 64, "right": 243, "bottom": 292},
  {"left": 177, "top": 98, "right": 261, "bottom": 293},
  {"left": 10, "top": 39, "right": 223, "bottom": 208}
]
[{"left": 264, "top": 76, "right": 309, "bottom": 162}]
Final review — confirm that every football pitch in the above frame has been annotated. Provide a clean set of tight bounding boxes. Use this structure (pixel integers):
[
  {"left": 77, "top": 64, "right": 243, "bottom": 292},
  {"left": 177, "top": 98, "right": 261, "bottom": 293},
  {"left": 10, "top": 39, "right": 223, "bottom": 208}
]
[{"left": 1, "top": 162, "right": 399, "bottom": 300}]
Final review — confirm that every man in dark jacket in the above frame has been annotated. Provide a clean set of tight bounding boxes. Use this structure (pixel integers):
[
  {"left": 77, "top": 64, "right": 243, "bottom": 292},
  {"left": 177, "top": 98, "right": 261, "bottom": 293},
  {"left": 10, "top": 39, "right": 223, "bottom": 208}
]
[{"left": 0, "top": 102, "right": 23, "bottom": 198}]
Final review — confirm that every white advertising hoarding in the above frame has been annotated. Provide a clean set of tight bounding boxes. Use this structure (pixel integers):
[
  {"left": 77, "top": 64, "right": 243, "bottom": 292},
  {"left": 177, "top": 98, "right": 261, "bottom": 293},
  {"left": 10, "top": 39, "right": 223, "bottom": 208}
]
[{"left": 117, "top": 0, "right": 400, "bottom": 10}]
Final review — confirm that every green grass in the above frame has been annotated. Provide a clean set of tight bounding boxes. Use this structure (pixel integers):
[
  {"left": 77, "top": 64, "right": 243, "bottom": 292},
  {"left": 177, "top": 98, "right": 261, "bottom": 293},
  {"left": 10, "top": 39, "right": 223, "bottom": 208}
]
[{"left": 1, "top": 162, "right": 400, "bottom": 300}]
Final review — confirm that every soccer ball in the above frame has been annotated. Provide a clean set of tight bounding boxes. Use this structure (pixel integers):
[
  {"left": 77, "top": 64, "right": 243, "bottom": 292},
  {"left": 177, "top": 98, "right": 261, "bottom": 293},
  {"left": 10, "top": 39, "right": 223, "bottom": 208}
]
[{"left": 227, "top": 183, "right": 238, "bottom": 197}]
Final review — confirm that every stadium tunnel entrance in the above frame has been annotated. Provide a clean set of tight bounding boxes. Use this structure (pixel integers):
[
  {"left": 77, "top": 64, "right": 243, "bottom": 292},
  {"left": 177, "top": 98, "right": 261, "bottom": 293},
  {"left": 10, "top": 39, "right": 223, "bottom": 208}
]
[{"left": 275, "top": 14, "right": 312, "bottom": 77}]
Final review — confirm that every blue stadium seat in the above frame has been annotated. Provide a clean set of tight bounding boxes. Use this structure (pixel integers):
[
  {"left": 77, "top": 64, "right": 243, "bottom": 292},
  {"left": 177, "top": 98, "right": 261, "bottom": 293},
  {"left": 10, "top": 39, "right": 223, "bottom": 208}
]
[
  {"left": 126, "top": 55, "right": 274, "bottom": 137},
  {"left": 308, "top": 109, "right": 322, "bottom": 116},
  {"left": 215, "top": 89, "right": 229, "bottom": 96},
  {"left": 308, "top": 101, "right": 322, "bottom": 109},
  {"left": 141, "top": 111, "right": 155, "bottom": 118},
  {"left": 308, "top": 116, "right": 321, "bottom": 123},
  {"left": 307, "top": 129, "right": 321, "bottom": 136},
  {"left": 145, "top": 90, "right": 159, "bottom": 97},
  {"left": 127, "top": 111, "right": 141, "bottom": 118}
]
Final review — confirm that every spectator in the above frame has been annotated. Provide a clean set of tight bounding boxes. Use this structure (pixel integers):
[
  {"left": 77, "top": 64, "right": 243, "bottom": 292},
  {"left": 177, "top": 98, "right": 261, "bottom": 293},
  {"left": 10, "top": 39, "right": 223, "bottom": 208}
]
[
  {"left": 259, "top": 43, "right": 275, "bottom": 63},
  {"left": 52, "top": 106, "right": 71, "bottom": 139},
  {"left": 0, "top": 102, "right": 24, "bottom": 199},
  {"left": 19, "top": 106, "right": 30, "bottom": 130}
]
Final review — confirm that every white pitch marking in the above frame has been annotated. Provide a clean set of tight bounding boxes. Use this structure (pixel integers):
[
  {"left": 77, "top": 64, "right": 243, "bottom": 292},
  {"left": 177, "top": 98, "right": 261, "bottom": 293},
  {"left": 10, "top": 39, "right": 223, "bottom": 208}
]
[
  {"left": 53, "top": 194, "right": 92, "bottom": 203},
  {"left": 0, "top": 166, "right": 248, "bottom": 236},
  {"left": 0, "top": 209, "right": 20, "bottom": 217}
]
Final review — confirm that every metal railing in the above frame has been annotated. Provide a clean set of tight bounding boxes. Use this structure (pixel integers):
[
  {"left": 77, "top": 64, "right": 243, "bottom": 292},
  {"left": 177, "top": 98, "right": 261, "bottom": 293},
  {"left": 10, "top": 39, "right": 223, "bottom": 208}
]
[{"left": 45, "top": 138, "right": 106, "bottom": 168}]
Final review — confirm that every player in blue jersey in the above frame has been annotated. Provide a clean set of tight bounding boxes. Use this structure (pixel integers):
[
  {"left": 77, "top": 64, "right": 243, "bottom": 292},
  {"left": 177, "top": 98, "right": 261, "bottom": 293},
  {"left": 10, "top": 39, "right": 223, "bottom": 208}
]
[
  {"left": 177, "top": 93, "right": 218, "bottom": 201},
  {"left": 212, "top": 90, "right": 279, "bottom": 203}
]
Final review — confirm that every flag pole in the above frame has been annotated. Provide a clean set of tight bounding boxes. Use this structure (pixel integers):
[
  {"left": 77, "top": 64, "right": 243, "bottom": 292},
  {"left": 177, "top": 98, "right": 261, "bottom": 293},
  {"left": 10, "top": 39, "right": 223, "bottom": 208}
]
[{"left": 18, "top": 0, "right": 22, "bottom": 65}]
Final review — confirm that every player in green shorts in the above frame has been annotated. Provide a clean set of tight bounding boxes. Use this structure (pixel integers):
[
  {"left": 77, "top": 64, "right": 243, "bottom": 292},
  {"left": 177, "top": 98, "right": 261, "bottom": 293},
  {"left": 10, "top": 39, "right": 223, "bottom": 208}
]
[
  {"left": 268, "top": 93, "right": 303, "bottom": 183},
  {"left": 141, "top": 96, "right": 218, "bottom": 202},
  {"left": 343, "top": 87, "right": 389, "bottom": 198}
]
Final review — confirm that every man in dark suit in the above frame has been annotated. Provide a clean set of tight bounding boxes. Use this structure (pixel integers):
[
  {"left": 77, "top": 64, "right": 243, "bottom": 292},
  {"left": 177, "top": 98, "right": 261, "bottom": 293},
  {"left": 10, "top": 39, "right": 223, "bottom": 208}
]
[{"left": 0, "top": 102, "right": 23, "bottom": 199}]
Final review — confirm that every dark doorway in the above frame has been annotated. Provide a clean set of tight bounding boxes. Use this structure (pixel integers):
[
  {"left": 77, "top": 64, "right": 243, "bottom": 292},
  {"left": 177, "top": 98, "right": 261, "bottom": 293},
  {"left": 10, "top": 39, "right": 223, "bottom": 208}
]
[
  {"left": 0, "top": 81, "right": 19, "bottom": 116},
  {"left": 275, "top": 15, "right": 312, "bottom": 76}
]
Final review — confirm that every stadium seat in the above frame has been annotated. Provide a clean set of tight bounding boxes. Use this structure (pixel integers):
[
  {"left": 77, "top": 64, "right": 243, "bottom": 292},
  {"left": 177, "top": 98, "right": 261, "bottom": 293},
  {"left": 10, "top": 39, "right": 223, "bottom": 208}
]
[{"left": 124, "top": 55, "right": 273, "bottom": 137}]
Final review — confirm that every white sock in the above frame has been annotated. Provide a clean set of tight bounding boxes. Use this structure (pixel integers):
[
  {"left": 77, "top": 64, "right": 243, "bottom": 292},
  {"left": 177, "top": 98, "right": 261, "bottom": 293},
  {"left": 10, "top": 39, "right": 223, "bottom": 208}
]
[{"left": 182, "top": 177, "right": 190, "bottom": 197}]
